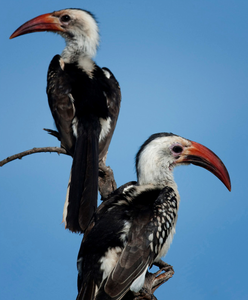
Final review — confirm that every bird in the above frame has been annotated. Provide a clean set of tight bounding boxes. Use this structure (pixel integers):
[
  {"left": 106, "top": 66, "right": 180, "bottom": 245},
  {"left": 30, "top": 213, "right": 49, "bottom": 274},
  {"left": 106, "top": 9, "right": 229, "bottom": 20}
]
[
  {"left": 10, "top": 9, "right": 121, "bottom": 233},
  {"left": 76, "top": 132, "right": 231, "bottom": 300}
]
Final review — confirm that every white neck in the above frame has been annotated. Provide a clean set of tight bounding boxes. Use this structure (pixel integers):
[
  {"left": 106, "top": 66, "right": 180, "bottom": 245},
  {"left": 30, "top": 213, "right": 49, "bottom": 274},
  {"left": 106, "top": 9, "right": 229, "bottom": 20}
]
[
  {"left": 61, "top": 36, "right": 96, "bottom": 63},
  {"left": 61, "top": 36, "right": 97, "bottom": 75}
]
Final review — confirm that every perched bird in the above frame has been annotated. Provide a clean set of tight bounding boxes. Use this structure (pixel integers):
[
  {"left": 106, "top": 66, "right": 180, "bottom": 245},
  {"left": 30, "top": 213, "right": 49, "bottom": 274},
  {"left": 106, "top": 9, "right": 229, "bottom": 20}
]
[
  {"left": 10, "top": 9, "right": 121, "bottom": 233},
  {"left": 76, "top": 133, "right": 231, "bottom": 300}
]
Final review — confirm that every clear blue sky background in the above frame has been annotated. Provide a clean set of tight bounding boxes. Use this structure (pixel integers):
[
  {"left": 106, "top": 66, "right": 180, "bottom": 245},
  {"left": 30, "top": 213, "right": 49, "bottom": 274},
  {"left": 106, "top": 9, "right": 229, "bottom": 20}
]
[{"left": 1, "top": 1, "right": 247, "bottom": 299}]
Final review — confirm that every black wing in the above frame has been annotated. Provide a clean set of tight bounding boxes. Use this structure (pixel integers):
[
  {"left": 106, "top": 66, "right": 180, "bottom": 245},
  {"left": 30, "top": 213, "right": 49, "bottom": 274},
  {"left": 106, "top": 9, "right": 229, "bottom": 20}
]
[
  {"left": 46, "top": 54, "right": 76, "bottom": 156},
  {"left": 95, "top": 186, "right": 178, "bottom": 300},
  {"left": 76, "top": 187, "right": 168, "bottom": 300},
  {"left": 98, "top": 67, "right": 121, "bottom": 161}
]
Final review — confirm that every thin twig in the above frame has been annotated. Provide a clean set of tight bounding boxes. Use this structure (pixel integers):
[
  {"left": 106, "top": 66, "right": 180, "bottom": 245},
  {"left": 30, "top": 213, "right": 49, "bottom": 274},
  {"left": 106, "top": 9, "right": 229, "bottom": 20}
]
[{"left": 0, "top": 147, "right": 68, "bottom": 167}]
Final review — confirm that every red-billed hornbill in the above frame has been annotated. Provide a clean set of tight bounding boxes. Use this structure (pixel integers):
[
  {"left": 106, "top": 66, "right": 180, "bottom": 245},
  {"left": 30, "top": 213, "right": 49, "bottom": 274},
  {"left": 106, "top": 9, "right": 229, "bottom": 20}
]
[
  {"left": 76, "top": 133, "right": 231, "bottom": 300},
  {"left": 10, "top": 9, "right": 121, "bottom": 233}
]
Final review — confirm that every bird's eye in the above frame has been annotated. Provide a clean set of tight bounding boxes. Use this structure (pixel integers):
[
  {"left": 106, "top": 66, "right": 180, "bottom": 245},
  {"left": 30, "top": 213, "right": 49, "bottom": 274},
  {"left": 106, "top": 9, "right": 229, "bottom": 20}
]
[
  {"left": 61, "top": 15, "right": 71, "bottom": 22},
  {"left": 172, "top": 145, "right": 183, "bottom": 153}
]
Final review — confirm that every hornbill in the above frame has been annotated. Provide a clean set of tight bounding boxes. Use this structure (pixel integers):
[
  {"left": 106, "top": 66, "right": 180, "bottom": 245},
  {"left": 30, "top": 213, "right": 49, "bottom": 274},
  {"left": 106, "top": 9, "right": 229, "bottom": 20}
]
[
  {"left": 10, "top": 9, "right": 121, "bottom": 233},
  {"left": 76, "top": 133, "right": 231, "bottom": 300}
]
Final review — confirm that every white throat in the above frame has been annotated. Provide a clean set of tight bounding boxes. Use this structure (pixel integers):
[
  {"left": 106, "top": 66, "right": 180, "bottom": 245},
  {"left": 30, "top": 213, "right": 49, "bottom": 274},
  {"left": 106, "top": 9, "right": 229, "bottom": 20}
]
[
  {"left": 61, "top": 35, "right": 97, "bottom": 76},
  {"left": 61, "top": 35, "right": 97, "bottom": 63}
]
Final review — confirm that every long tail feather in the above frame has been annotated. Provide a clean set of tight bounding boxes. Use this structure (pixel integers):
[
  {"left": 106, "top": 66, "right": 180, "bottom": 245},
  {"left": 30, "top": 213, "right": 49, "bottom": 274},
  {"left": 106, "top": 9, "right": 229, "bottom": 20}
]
[{"left": 64, "top": 117, "right": 100, "bottom": 232}]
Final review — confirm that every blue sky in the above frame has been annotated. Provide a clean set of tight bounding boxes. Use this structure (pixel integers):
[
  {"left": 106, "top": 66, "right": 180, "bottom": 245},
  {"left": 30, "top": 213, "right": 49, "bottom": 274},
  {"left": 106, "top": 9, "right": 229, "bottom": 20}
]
[{"left": 1, "top": 1, "right": 248, "bottom": 299}]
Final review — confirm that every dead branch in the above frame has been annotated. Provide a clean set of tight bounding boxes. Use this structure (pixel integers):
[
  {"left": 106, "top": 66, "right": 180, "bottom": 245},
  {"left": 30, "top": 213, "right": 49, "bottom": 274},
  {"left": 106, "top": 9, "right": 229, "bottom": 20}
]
[
  {"left": 0, "top": 145, "right": 116, "bottom": 201},
  {"left": 133, "top": 263, "right": 174, "bottom": 300},
  {"left": 0, "top": 145, "right": 117, "bottom": 202},
  {"left": 98, "top": 152, "right": 117, "bottom": 200},
  {"left": 122, "top": 262, "right": 174, "bottom": 300},
  {"left": 0, "top": 147, "right": 68, "bottom": 167}
]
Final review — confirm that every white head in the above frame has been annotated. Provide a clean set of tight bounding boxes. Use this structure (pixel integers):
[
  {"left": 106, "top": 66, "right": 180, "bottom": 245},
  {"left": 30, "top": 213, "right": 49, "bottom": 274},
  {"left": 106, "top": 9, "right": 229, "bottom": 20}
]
[
  {"left": 135, "top": 133, "right": 231, "bottom": 191},
  {"left": 10, "top": 8, "right": 100, "bottom": 61}
]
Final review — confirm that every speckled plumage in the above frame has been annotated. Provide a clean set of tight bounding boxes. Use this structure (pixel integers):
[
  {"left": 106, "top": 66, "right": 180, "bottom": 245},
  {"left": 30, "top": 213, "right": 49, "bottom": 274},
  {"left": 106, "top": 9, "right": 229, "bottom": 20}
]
[{"left": 77, "top": 184, "right": 179, "bottom": 300}]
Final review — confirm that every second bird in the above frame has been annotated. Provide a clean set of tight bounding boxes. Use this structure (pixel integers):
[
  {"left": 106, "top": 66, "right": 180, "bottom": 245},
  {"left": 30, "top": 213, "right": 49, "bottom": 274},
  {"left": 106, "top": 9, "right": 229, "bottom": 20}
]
[{"left": 10, "top": 9, "right": 121, "bottom": 233}]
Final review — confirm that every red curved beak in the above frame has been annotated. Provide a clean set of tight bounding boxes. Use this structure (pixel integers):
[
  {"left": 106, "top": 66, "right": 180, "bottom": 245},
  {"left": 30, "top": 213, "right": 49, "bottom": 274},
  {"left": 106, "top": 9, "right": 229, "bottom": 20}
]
[
  {"left": 10, "top": 13, "right": 65, "bottom": 39},
  {"left": 177, "top": 141, "right": 231, "bottom": 191}
]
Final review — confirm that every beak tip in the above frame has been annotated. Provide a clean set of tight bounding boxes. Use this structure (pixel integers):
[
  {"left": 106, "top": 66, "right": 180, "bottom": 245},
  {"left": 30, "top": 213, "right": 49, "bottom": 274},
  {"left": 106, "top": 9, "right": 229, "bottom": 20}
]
[
  {"left": 9, "top": 31, "right": 20, "bottom": 39},
  {"left": 226, "top": 175, "right": 231, "bottom": 192},
  {"left": 224, "top": 177, "right": 231, "bottom": 191}
]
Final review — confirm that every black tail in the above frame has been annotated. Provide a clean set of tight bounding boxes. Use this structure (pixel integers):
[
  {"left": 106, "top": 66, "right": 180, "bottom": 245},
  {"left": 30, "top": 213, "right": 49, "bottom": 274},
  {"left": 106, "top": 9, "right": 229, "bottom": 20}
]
[{"left": 64, "top": 117, "right": 100, "bottom": 232}]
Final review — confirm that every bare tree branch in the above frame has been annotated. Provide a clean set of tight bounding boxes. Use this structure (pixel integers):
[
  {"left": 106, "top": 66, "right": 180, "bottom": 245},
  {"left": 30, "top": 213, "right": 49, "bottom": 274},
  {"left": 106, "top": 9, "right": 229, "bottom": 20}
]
[
  {"left": 120, "top": 262, "right": 174, "bottom": 300},
  {"left": 98, "top": 152, "right": 117, "bottom": 200},
  {"left": 0, "top": 145, "right": 117, "bottom": 202},
  {"left": 132, "top": 263, "right": 174, "bottom": 300},
  {"left": 0, "top": 147, "right": 68, "bottom": 167}
]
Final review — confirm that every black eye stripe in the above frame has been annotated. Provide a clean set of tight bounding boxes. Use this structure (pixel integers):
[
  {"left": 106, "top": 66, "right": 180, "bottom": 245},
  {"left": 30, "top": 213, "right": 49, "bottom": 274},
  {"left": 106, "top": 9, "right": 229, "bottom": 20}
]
[
  {"left": 61, "top": 15, "right": 71, "bottom": 22},
  {"left": 172, "top": 145, "right": 183, "bottom": 153}
]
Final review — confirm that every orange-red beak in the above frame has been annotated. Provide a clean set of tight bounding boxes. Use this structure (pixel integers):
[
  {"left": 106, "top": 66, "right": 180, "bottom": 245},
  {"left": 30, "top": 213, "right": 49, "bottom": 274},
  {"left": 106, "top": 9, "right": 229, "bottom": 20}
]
[
  {"left": 177, "top": 141, "right": 231, "bottom": 191},
  {"left": 10, "top": 13, "right": 65, "bottom": 39}
]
